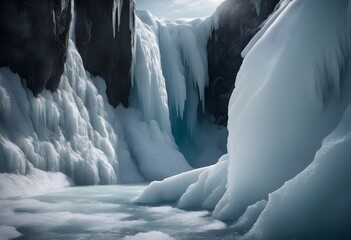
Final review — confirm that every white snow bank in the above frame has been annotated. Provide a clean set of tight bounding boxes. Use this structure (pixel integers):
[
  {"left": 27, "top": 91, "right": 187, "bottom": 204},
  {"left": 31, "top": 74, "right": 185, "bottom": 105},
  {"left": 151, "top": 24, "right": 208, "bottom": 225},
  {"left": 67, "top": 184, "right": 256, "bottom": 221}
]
[
  {"left": 177, "top": 155, "right": 228, "bottom": 210},
  {"left": 0, "top": 168, "right": 71, "bottom": 199},
  {"left": 135, "top": 167, "right": 207, "bottom": 204},
  {"left": 123, "top": 231, "right": 175, "bottom": 240},
  {"left": 244, "top": 104, "right": 351, "bottom": 240}
]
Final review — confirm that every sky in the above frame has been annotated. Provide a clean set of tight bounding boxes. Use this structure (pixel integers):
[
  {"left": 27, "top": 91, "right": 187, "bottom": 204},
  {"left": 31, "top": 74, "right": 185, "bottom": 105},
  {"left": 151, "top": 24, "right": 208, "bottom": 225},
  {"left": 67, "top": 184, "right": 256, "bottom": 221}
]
[{"left": 135, "top": 0, "right": 226, "bottom": 19}]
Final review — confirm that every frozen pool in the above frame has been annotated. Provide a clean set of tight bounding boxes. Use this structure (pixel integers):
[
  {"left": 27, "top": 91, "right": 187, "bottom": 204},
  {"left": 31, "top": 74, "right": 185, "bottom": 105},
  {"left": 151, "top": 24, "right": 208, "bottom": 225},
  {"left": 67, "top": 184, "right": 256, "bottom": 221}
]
[{"left": 0, "top": 185, "right": 238, "bottom": 240}]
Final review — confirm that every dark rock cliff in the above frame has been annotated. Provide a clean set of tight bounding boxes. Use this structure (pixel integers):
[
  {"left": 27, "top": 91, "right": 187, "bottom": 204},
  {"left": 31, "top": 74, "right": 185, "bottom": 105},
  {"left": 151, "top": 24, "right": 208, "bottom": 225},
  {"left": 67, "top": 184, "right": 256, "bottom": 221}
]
[
  {"left": 206, "top": 0, "right": 280, "bottom": 125},
  {"left": 75, "top": 0, "right": 135, "bottom": 107},
  {"left": 0, "top": 0, "right": 72, "bottom": 95}
]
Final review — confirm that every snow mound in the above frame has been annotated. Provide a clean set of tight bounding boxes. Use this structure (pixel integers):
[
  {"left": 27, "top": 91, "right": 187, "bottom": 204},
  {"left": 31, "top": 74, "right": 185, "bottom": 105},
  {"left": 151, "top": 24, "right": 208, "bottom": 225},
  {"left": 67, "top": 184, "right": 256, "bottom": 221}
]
[
  {"left": 123, "top": 231, "right": 175, "bottom": 240},
  {"left": 0, "top": 226, "right": 22, "bottom": 240},
  {"left": 135, "top": 167, "right": 206, "bottom": 204},
  {"left": 244, "top": 105, "right": 351, "bottom": 240},
  {"left": 0, "top": 168, "right": 71, "bottom": 199}
]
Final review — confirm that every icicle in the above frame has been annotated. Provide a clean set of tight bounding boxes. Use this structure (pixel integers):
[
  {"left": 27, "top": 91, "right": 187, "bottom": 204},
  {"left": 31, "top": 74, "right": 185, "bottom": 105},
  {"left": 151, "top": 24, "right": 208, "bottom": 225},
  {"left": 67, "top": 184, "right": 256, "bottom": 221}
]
[
  {"left": 61, "top": 0, "right": 67, "bottom": 12},
  {"left": 250, "top": 0, "right": 262, "bottom": 16},
  {"left": 112, "top": 0, "right": 124, "bottom": 38},
  {"left": 69, "top": 0, "right": 76, "bottom": 41},
  {"left": 52, "top": 10, "right": 57, "bottom": 37}
]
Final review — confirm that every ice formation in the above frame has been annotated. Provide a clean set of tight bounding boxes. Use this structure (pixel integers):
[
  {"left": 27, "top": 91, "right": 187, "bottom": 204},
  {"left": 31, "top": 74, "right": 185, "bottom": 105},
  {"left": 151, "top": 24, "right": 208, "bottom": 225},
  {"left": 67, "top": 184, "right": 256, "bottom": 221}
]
[
  {"left": 112, "top": 0, "right": 124, "bottom": 38},
  {"left": 250, "top": 0, "right": 263, "bottom": 16},
  {"left": 138, "top": 0, "right": 351, "bottom": 237},
  {"left": 132, "top": 10, "right": 226, "bottom": 167}
]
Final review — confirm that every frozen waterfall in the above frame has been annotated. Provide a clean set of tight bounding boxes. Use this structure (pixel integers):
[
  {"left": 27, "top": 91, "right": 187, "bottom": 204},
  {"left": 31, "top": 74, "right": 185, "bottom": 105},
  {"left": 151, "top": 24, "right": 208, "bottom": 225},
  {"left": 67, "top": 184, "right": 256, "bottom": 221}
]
[{"left": 132, "top": 10, "right": 226, "bottom": 168}]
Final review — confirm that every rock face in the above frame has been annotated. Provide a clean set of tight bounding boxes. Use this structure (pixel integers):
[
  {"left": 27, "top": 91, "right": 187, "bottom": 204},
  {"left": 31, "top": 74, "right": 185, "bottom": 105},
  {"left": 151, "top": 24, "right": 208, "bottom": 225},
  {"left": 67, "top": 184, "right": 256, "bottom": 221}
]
[
  {"left": 75, "top": 0, "right": 135, "bottom": 107},
  {"left": 206, "top": 0, "right": 279, "bottom": 125},
  {"left": 0, "top": 0, "right": 72, "bottom": 95}
]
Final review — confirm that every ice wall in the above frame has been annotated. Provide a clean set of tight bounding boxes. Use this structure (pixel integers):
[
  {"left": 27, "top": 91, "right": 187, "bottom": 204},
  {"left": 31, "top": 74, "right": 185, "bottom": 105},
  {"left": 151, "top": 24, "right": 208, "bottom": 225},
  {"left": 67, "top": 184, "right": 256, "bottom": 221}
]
[
  {"left": 138, "top": 0, "right": 351, "bottom": 236},
  {"left": 0, "top": 39, "right": 143, "bottom": 185}
]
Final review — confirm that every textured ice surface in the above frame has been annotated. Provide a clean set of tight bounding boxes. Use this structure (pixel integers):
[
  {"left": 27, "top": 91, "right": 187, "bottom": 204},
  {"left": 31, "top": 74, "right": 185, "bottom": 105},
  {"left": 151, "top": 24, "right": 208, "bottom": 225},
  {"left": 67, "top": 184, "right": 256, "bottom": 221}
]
[{"left": 0, "top": 39, "right": 141, "bottom": 185}]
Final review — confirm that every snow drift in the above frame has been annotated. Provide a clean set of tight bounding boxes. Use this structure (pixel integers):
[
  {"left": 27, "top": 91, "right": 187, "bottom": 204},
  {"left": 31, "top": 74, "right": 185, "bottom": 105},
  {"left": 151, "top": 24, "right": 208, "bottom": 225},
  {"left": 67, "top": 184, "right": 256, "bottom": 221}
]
[{"left": 138, "top": 0, "right": 351, "bottom": 237}]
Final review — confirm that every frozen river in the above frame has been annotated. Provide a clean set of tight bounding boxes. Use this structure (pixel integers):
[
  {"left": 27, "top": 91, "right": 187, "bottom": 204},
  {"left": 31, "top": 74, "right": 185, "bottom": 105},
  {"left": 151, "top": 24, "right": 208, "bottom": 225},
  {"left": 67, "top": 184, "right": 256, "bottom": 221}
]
[{"left": 0, "top": 185, "right": 238, "bottom": 240}]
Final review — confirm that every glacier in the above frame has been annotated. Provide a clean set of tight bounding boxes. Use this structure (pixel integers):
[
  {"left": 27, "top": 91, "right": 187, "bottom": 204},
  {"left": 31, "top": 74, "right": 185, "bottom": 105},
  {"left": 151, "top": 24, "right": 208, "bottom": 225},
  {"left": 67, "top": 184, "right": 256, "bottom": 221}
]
[
  {"left": 137, "top": 0, "right": 351, "bottom": 237},
  {"left": 1, "top": 0, "right": 351, "bottom": 238}
]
